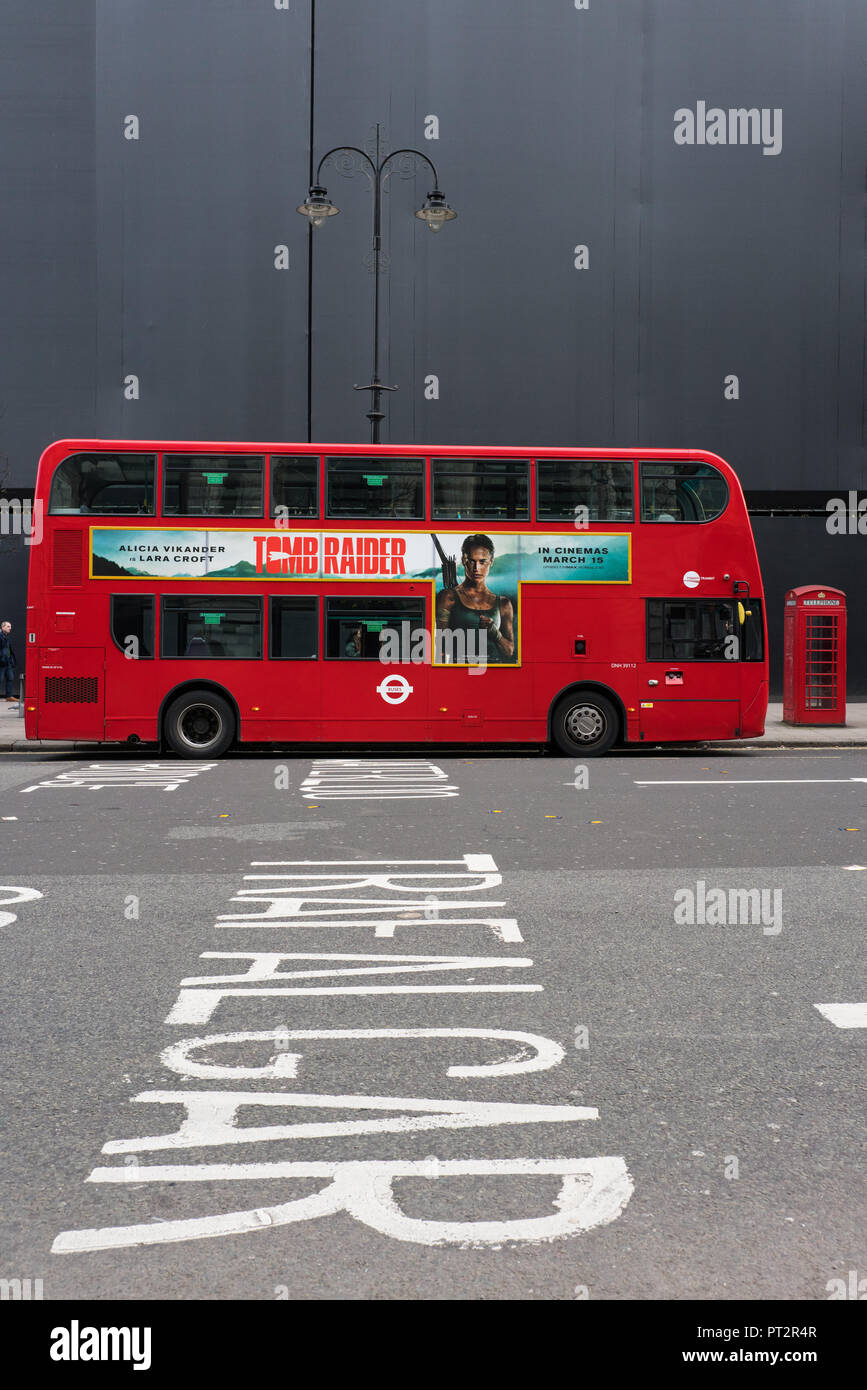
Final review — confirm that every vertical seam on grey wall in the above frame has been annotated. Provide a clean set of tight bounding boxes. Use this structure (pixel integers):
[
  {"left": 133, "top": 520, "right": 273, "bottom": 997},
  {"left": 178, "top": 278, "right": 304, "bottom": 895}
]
[
  {"left": 92, "top": 8, "right": 98, "bottom": 431},
  {"left": 637, "top": 0, "right": 653, "bottom": 443},
  {"left": 611, "top": 59, "right": 618, "bottom": 444},
  {"left": 307, "top": 0, "right": 316, "bottom": 443},
  {"left": 860, "top": 0, "right": 867, "bottom": 452},
  {"left": 835, "top": 16, "right": 845, "bottom": 477},
  {"left": 120, "top": 105, "right": 126, "bottom": 439}
]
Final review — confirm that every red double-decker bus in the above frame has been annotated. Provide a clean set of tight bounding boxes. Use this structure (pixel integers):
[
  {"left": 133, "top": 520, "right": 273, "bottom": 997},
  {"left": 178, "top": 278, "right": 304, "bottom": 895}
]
[{"left": 25, "top": 440, "right": 767, "bottom": 757}]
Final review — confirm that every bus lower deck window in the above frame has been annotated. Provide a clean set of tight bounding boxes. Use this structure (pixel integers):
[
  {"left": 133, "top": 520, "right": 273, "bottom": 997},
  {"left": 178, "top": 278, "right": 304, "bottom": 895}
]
[
  {"left": 270, "top": 597, "right": 319, "bottom": 659},
  {"left": 325, "top": 597, "right": 425, "bottom": 659},
  {"left": 110, "top": 594, "right": 155, "bottom": 658},
  {"left": 161, "top": 595, "right": 263, "bottom": 658}
]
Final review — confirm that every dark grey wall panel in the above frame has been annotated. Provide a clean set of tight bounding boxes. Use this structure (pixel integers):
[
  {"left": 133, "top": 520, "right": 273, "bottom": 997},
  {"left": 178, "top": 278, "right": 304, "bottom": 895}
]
[
  {"left": 309, "top": 0, "right": 865, "bottom": 484},
  {"left": 93, "top": 0, "right": 311, "bottom": 444},
  {"left": 0, "top": 1, "right": 96, "bottom": 487},
  {"left": 310, "top": 1, "right": 647, "bottom": 447},
  {"left": 636, "top": 0, "right": 866, "bottom": 491},
  {"left": 1, "top": 0, "right": 866, "bottom": 695}
]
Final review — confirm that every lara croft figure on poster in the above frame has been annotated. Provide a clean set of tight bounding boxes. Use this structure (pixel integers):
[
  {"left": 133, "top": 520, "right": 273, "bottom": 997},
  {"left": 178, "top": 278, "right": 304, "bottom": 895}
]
[{"left": 434, "top": 533, "right": 516, "bottom": 663}]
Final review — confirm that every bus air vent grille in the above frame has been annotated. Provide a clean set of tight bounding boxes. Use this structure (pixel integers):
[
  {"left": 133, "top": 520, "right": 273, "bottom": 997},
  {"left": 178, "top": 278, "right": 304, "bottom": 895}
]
[
  {"left": 52, "top": 530, "right": 83, "bottom": 586},
  {"left": 45, "top": 676, "right": 99, "bottom": 704}
]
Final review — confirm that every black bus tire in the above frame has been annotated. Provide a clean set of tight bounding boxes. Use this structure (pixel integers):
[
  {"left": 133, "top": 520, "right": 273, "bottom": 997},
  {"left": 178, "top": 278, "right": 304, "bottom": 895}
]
[
  {"left": 550, "top": 691, "right": 620, "bottom": 757},
  {"left": 164, "top": 689, "right": 235, "bottom": 759}
]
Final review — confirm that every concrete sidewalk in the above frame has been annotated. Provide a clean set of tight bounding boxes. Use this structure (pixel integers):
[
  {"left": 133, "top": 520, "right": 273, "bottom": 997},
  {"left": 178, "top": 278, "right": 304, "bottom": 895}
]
[
  {"left": 1, "top": 698, "right": 866, "bottom": 752},
  {"left": 717, "top": 703, "right": 867, "bottom": 747}
]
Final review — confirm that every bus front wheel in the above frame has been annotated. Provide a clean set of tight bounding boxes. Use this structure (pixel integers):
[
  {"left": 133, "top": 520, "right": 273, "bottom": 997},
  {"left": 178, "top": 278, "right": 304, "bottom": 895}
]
[
  {"left": 551, "top": 692, "right": 619, "bottom": 757},
  {"left": 164, "top": 689, "right": 235, "bottom": 758}
]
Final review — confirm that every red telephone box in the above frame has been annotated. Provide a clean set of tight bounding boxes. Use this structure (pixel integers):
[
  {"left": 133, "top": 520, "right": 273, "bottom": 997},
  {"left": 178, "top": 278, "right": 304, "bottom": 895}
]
[{"left": 783, "top": 586, "right": 846, "bottom": 725}]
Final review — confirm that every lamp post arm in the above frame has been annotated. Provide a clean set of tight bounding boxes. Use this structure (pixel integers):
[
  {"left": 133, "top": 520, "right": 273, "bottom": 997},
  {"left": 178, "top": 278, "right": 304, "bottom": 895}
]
[
  {"left": 378, "top": 148, "right": 441, "bottom": 185},
  {"left": 314, "top": 146, "right": 377, "bottom": 183},
  {"left": 309, "top": 139, "right": 444, "bottom": 444}
]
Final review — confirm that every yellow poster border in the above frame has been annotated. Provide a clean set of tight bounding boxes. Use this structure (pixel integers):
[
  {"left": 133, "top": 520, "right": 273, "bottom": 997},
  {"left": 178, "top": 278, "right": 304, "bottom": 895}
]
[{"left": 88, "top": 525, "right": 633, "bottom": 671}]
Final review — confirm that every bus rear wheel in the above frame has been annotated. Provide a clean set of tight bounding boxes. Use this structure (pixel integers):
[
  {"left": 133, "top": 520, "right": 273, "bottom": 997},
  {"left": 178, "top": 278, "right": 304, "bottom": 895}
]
[
  {"left": 551, "top": 692, "right": 619, "bottom": 757},
  {"left": 164, "top": 689, "right": 235, "bottom": 758}
]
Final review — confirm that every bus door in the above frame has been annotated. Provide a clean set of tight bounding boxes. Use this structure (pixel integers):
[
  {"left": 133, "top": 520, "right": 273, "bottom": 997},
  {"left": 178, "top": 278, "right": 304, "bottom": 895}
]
[
  {"left": 318, "top": 592, "right": 430, "bottom": 741},
  {"left": 37, "top": 646, "right": 105, "bottom": 740},
  {"left": 639, "top": 598, "right": 741, "bottom": 742}
]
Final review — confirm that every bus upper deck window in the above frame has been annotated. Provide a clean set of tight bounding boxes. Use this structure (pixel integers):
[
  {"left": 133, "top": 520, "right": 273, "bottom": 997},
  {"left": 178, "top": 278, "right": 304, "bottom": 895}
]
[
  {"left": 271, "top": 456, "right": 319, "bottom": 518},
  {"left": 326, "top": 458, "right": 424, "bottom": 519},
  {"left": 48, "top": 453, "right": 156, "bottom": 515},
  {"left": 432, "top": 459, "right": 529, "bottom": 520},
  {"left": 163, "top": 455, "right": 264, "bottom": 517},
  {"left": 536, "top": 459, "right": 633, "bottom": 521},
  {"left": 640, "top": 461, "right": 729, "bottom": 522}
]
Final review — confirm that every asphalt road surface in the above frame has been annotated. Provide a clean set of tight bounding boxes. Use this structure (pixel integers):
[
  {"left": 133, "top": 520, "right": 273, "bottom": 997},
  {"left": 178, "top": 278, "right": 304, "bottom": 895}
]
[{"left": 0, "top": 744, "right": 864, "bottom": 1301}]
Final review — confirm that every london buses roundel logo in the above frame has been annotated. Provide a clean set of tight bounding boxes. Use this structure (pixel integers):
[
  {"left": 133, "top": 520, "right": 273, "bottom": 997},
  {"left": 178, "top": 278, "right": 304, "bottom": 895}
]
[
  {"left": 683, "top": 570, "right": 701, "bottom": 589},
  {"left": 376, "top": 673, "right": 414, "bottom": 705}
]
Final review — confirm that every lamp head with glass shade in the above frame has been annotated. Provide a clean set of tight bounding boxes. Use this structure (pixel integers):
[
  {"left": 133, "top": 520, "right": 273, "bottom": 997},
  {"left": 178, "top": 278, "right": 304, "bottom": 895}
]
[
  {"left": 297, "top": 185, "right": 340, "bottom": 227},
  {"left": 414, "top": 188, "right": 457, "bottom": 232}
]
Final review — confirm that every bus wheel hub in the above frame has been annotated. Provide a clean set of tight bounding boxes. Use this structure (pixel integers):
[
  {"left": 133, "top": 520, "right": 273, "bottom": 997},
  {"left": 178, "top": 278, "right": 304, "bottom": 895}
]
[
  {"left": 182, "top": 706, "right": 219, "bottom": 743},
  {"left": 568, "top": 705, "right": 604, "bottom": 741}
]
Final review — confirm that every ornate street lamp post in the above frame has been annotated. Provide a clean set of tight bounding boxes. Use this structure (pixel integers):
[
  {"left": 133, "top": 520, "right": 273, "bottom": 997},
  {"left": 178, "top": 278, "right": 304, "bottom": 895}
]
[{"left": 298, "top": 124, "right": 456, "bottom": 442}]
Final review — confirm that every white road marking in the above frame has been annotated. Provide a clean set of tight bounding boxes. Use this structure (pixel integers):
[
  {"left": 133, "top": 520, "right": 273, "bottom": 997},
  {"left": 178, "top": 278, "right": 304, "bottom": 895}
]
[
  {"left": 53, "top": 849, "right": 635, "bottom": 1253},
  {"left": 300, "top": 760, "right": 458, "bottom": 800},
  {"left": 20, "top": 762, "right": 218, "bottom": 793},
  {"left": 180, "top": 950, "right": 534, "bottom": 985},
  {"left": 218, "top": 898, "right": 508, "bottom": 919},
  {"left": 100, "top": 1089, "right": 599, "bottom": 1152},
  {"left": 167, "top": 983, "right": 541, "bottom": 1025},
  {"left": 0, "top": 884, "right": 43, "bottom": 929},
  {"left": 160, "top": 1028, "right": 565, "bottom": 1081},
  {"left": 814, "top": 1003, "right": 867, "bottom": 1029},
  {"left": 216, "top": 915, "right": 523, "bottom": 941},
  {"left": 241, "top": 871, "right": 503, "bottom": 890},
  {"left": 635, "top": 777, "right": 867, "bottom": 787},
  {"left": 52, "top": 1156, "right": 634, "bottom": 1252},
  {"left": 250, "top": 856, "right": 498, "bottom": 870}
]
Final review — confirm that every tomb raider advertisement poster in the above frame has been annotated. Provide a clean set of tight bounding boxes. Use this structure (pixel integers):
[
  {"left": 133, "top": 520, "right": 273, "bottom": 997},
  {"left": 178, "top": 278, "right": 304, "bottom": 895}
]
[{"left": 90, "top": 527, "right": 631, "bottom": 668}]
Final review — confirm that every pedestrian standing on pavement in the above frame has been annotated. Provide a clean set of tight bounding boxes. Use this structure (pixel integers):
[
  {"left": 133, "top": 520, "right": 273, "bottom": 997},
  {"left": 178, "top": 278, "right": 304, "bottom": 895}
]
[{"left": 0, "top": 621, "right": 17, "bottom": 700}]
